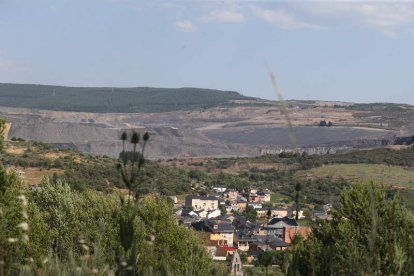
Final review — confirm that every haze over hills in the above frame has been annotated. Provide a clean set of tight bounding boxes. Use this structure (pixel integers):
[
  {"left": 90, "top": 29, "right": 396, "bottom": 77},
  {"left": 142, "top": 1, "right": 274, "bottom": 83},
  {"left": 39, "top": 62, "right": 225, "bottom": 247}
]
[{"left": 1, "top": 83, "right": 414, "bottom": 159}]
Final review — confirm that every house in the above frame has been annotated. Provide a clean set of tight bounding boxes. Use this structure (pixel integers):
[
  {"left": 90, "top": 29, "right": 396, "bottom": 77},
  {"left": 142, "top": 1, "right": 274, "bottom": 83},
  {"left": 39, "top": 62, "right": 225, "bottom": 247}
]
[
  {"left": 235, "top": 235, "right": 256, "bottom": 252},
  {"left": 257, "top": 190, "right": 271, "bottom": 202},
  {"left": 192, "top": 220, "right": 235, "bottom": 247},
  {"left": 198, "top": 210, "right": 208, "bottom": 218},
  {"left": 180, "top": 209, "right": 199, "bottom": 218},
  {"left": 213, "top": 187, "right": 227, "bottom": 193},
  {"left": 237, "top": 201, "right": 247, "bottom": 212},
  {"left": 242, "top": 235, "right": 288, "bottom": 253},
  {"left": 207, "top": 209, "right": 221, "bottom": 219},
  {"left": 247, "top": 202, "right": 263, "bottom": 209},
  {"left": 223, "top": 190, "right": 238, "bottom": 201},
  {"left": 219, "top": 214, "right": 236, "bottom": 223},
  {"left": 256, "top": 208, "right": 289, "bottom": 218},
  {"left": 291, "top": 210, "right": 306, "bottom": 219},
  {"left": 270, "top": 208, "right": 289, "bottom": 218},
  {"left": 185, "top": 195, "right": 219, "bottom": 211},
  {"left": 241, "top": 192, "right": 260, "bottom": 203},
  {"left": 263, "top": 217, "right": 298, "bottom": 242},
  {"left": 256, "top": 208, "right": 268, "bottom": 218},
  {"left": 284, "top": 227, "right": 311, "bottom": 244}
]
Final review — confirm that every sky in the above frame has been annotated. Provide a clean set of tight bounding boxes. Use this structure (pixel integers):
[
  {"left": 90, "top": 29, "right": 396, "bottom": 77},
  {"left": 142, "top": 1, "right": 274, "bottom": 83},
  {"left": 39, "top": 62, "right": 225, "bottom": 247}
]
[{"left": 0, "top": 0, "right": 414, "bottom": 104}]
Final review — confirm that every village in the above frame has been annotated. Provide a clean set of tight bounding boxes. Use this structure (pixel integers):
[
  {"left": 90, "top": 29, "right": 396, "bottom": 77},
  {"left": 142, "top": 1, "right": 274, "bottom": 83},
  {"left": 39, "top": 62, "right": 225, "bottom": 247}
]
[{"left": 171, "top": 186, "right": 332, "bottom": 273}]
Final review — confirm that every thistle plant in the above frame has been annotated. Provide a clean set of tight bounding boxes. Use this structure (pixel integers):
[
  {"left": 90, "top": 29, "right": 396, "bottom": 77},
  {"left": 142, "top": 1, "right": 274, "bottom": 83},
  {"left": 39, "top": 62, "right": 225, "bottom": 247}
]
[{"left": 115, "top": 130, "right": 149, "bottom": 276}]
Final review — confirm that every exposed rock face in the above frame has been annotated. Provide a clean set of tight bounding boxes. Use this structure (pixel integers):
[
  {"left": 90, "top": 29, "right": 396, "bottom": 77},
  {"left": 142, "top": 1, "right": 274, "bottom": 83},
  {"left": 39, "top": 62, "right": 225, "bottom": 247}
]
[{"left": 1, "top": 105, "right": 396, "bottom": 159}]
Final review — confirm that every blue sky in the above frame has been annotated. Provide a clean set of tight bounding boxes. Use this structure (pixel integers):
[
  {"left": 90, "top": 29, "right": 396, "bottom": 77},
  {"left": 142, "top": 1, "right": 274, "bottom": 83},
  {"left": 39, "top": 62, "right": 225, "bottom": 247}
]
[{"left": 0, "top": 0, "right": 413, "bottom": 104}]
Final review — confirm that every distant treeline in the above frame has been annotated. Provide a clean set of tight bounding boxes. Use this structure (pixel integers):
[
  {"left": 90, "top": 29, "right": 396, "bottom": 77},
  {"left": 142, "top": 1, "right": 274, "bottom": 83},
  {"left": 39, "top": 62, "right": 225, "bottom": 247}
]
[{"left": 0, "top": 83, "right": 253, "bottom": 113}]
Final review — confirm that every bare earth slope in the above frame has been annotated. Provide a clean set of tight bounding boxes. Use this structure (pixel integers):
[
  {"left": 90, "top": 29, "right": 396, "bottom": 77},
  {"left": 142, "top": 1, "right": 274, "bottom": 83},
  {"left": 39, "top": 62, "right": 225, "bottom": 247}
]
[{"left": 1, "top": 99, "right": 404, "bottom": 159}]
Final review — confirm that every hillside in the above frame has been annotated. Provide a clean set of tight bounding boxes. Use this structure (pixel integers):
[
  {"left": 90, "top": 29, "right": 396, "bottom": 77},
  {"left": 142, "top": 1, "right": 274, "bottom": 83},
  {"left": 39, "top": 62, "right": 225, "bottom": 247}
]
[
  {"left": 0, "top": 83, "right": 256, "bottom": 113},
  {"left": 2, "top": 83, "right": 414, "bottom": 159},
  {"left": 3, "top": 140, "right": 414, "bottom": 211}
]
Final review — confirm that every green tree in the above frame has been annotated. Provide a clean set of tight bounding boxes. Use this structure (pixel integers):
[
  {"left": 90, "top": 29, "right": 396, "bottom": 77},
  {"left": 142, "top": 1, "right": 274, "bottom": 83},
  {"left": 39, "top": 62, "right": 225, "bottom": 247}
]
[
  {"left": 294, "top": 182, "right": 302, "bottom": 221},
  {"left": 0, "top": 166, "right": 49, "bottom": 275},
  {"left": 257, "top": 250, "right": 277, "bottom": 276},
  {"left": 286, "top": 181, "right": 414, "bottom": 275},
  {"left": 243, "top": 205, "right": 257, "bottom": 222},
  {"left": 218, "top": 204, "right": 227, "bottom": 215},
  {"left": 32, "top": 178, "right": 121, "bottom": 264}
]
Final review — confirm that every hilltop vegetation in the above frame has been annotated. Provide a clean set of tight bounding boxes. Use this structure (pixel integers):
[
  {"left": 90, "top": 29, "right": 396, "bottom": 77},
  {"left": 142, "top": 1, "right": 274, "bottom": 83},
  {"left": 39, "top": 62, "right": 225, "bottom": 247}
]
[{"left": 0, "top": 83, "right": 254, "bottom": 113}]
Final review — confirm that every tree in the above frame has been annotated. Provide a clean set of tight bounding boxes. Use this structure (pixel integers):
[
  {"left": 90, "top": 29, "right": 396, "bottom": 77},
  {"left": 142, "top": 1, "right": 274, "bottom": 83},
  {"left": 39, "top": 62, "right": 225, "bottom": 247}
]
[
  {"left": 257, "top": 250, "right": 277, "bottom": 276},
  {"left": 243, "top": 205, "right": 257, "bottom": 222},
  {"left": 286, "top": 181, "right": 414, "bottom": 275},
  {"left": 294, "top": 182, "right": 302, "bottom": 221},
  {"left": 218, "top": 204, "right": 227, "bottom": 215},
  {"left": 0, "top": 166, "right": 49, "bottom": 275},
  {"left": 266, "top": 209, "right": 272, "bottom": 220}
]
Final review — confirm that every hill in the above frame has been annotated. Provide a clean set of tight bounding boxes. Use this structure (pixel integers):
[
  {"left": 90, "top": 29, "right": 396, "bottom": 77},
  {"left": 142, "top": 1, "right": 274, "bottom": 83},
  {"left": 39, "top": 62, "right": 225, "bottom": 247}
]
[
  {"left": 3, "top": 139, "right": 414, "bottom": 211},
  {"left": 0, "top": 83, "right": 256, "bottom": 113}
]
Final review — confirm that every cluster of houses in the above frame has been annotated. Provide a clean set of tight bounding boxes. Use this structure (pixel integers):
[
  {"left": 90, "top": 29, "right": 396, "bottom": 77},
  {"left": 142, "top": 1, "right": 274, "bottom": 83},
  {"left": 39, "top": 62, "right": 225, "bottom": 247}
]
[
  {"left": 173, "top": 187, "right": 314, "bottom": 264},
  {"left": 215, "top": 186, "right": 271, "bottom": 213}
]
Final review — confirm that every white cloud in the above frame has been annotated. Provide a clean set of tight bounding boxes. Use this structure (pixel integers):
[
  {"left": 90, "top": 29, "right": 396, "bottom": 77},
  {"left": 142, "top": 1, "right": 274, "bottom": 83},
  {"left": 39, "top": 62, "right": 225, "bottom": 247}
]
[
  {"left": 293, "top": 2, "right": 414, "bottom": 36},
  {"left": 252, "top": 6, "right": 321, "bottom": 29},
  {"left": 202, "top": 10, "right": 245, "bottom": 23},
  {"left": 175, "top": 20, "right": 197, "bottom": 32}
]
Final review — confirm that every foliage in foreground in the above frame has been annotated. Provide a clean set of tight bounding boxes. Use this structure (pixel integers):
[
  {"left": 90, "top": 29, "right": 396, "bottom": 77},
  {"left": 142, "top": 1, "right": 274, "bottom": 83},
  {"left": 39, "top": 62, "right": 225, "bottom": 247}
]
[
  {"left": 0, "top": 166, "right": 213, "bottom": 275},
  {"left": 284, "top": 181, "right": 414, "bottom": 275}
]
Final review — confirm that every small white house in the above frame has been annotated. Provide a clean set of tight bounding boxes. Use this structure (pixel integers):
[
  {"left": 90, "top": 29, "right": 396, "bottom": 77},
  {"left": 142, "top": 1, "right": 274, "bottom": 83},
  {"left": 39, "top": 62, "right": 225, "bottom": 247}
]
[
  {"left": 207, "top": 209, "right": 221, "bottom": 219},
  {"left": 248, "top": 203, "right": 263, "bottom": 209},
  {"left": 213, "top": 187, "right": 227, "bottom": 193}
]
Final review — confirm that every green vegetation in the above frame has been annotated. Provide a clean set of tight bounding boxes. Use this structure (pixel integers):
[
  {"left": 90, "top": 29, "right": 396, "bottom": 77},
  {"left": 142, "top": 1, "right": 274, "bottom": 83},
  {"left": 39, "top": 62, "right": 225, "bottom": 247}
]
[
  {"left": 284, "top": 182, "right": 414, "bottom": 275},
  {"left": 256, "top": 250, "right": 284, "bottom": 275},
  {"left": 0, "top": 131, "right": 214, "bottom": 275},
  {"left": 306, "top": 146, "right": 414, "bottom": 167},
  {"left": 243, "top": 205, "right": 257, "bottom": 222},
  {"left": 296, "top": 163, "right": 414, "bottom": 188},
  {"left": 244, "top": 266, "right": 284, "bottom": 276},
  {"left": 0, "top": 83, "right": 253, "bottom": 113}
]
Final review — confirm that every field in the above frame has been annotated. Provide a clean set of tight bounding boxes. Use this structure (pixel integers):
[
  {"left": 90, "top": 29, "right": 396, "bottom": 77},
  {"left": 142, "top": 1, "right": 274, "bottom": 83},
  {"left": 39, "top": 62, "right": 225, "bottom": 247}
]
[
  {"left": 203, "top": 126, "right": 390, "bottom": 147},
  {"left": 296, "top": 163, "right": 414, "bottom": 189},
  {"left": 18, "top": 167, "right": 65, "bottom": 185}
]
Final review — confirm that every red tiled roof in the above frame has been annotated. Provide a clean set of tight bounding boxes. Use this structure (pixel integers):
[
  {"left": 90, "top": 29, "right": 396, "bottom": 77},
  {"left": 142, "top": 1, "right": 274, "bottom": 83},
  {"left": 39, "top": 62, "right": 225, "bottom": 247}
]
[{"left": 219, "top": 245, "right": 236, "bottom": 251}]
